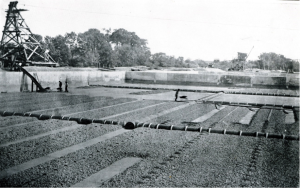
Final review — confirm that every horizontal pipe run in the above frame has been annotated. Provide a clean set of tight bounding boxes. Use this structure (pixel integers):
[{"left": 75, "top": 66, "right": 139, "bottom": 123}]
[
  {"left": 226, "top": 91, "right": 299, "bottom": 97},
  {"left": 0, "top": 110, "right": 298, "bottom": 141},
  {"left": 203, "top": 100, "right": 299, "bottom": 109},
  {"left": 125, "top": 122, "right": 299, "bottom": 141},
  {"left": 93, "top": 84, "right": 299, "bottom": 97},
  {"left": 0, "top": 110, "right": 129, "bottom": 127}
]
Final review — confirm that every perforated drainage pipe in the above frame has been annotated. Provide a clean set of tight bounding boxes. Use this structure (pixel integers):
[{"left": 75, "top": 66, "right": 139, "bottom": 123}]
[
  {"left": 123, "top": 122, "right": 299, "bottom": 141},
  {"left": 93, "top": 85, "right": 223, "bottom": 93},
  {"left": 93, "top": 85, "right": 299, "bottom": 97},
  {"left": 0, "top": 111, "right": 127, "bottom": 126},
  {"left": 203, "top": 100, "right": 299, "bottom": 109},
  {"left": 1, "top": 110, "right": 298, "bottom": 140},
  {"left": 225, "top": 91, "right": 299, "bottom": 97}
]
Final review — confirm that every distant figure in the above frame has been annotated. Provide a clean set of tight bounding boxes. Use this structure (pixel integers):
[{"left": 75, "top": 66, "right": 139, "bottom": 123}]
[
  {"left": 175, "top": 89, "right": 180, "bottom": 101},
  {"left": 65, "top": 80, "right": 68, "bottom": 92},
  {"left": 58, "top": 81, "right": 62, "bottom": 92}
]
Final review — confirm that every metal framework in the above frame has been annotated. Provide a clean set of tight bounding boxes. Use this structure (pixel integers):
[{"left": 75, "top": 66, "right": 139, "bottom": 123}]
[{"left": 0, "top": 1, "right": 57, "bottom": 70}]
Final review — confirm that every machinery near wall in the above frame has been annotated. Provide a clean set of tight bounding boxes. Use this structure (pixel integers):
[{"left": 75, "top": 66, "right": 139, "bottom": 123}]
[
  {"left": 228, "top": 46, "right": 254, "bottom": 71},
  {"left": 0, "top": 1, "right": 58, "bottom": 71}
]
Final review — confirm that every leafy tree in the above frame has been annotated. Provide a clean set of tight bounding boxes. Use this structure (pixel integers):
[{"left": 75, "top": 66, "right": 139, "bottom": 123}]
[
  {"left": 194, "top": 59, "right": 209, "bottom": 67},
  {"left": 258, "top": 52, "right": 298, "bottom": 71},
  {"left": 78, "top": 29, "right": 113, "bottom": 67},
  {"left": 175, "top": 57, "right": 184, "bottom": 67},
  {"left": 151, "top": 53, "right": 168, "bottom": 67},
  {"left": 110, "top": 28, "right": 150, "bottom": 67},
  {"left": 110, "top": 28, "right": 147, "bottom": 47},
  {"left": 43, "top": 35, "right": 70, "bottom": 66}
]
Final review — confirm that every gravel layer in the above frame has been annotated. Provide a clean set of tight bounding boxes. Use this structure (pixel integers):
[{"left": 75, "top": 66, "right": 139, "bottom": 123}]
[
  {"left": 228, "top": 88, "right": 298, "bottom": 96},
  {"left": 70, "top": 100, "right": 164, "bottom": 119},
  {"left": 0, "top": 98, "right": 135, "bottom": 127},
  {"left": 146, "top": 103, "right": 216, "bottom": 126},
  {"left": 0, "top": 99, "right": 168, "bottom": 171},
  {"left": 0, "top": 99, "right": 165, "bottom": 143},
  {"left": 95, "top": 107, "right": 266, "bottom": 187},
  {"left": 194, "top": 106, "right": 247, "bottom": 128},
  {"left": 0, "top": 120, "right": 65, "bottom": 143},
  {"left": 0, "top": 127, "right": 196, "bottom": 187},
  {"left": 129, "top": 90, "right": 170, "bottom": 95},
  {"left": 0, "top": 116, "right": 37, "bottom": 128},
  {"left": 257, "top": 109, "right": 299, "bottom": 187},
  {"left": 108, "top": 102, "right": 183, "bottom": 122},
  {"left": 0, "top": 93, "right": 82, "bottom": 107},
  {"left": 35, "top": 98, "right": 136, "bottom": 115},
  {"left": 0, "top": 94, "right": 112, "bottom": 112},
  {"left": 0, "top": 123, "right": 121, "bottom": 171},
  {"left": 0, "top": 91, "right": 298, "bottom": 187}
]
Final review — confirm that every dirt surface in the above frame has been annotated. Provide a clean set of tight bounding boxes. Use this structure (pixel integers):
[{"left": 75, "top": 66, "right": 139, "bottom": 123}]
[{"left": 0, "top": 86, "right": 299, "bottom": 187}]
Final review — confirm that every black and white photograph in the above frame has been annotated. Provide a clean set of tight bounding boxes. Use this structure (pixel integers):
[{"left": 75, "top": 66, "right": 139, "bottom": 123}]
[{"left": 0, "top": 0, "right": 299, "bottom": 187}]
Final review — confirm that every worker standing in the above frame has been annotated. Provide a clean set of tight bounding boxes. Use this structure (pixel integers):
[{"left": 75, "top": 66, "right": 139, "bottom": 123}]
[
  {"left": 175, "top": 89, "right": 180, "bottom": 101},
  {"left": 58, "top": 81, "right": 62, "bottom": 92},
  {"left": 65, "top": 80, "right": 68, "bottom": 92}
]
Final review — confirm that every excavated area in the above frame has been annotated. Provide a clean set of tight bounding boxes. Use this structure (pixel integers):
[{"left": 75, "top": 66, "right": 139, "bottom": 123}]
[{"left": 0, "top": 87, "right": 298, "bottom": 187}]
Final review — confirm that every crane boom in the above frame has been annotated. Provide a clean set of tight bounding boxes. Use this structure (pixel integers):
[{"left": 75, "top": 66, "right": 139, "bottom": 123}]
[{"left": 245, "top": 46, "right": 254, "bottom": 61}]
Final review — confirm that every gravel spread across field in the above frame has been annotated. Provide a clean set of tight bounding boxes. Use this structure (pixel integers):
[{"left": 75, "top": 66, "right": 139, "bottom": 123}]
[
  {"left": 0, "top": 93, "right": 84, "bottom": 105},
  {"left": 0, "top": 123, "right": 121, "bottom": 171},
  {"left": 195, "top": 106, "right": 246, "bottom": 128},
  {"left": 33, "top": 98, "right": 136, "bottom": 115},
  {"left": 271, "top": 89, "right": 296, "bottom": 96},
  {"left": 0, "top": 89, "right": 298, "bottom": 187},
  {"left": 0, "top": 93, "right": 113, "bottom": 112},
  {"left": 89, "top": 84, "right": 298, "bottom": 96},
  {"left": 129, "top": 90, "right": 170, "bottom": 95},
  {"left": 0, "top": 117, "right": 37, "bottom": 128},
  {"left": 257, "top": 109, "right": 299, "bottom": 187},
  {"left": 106, "top": 102, "right": 183, "bottom": 122},
  {"left": 69, "top": 100, "right": 165, "bottom": 119},
  {"left": 1, "top": 103, "right": 200, "bottom": 185},
  {"left": 144, "top": 103, "right": 223, "bottom": 127},
  {"left": 0, "top": 120, "right": 67, "bottom": 143},
  {"left": 0, "top": 99, "right": 169, "bottom": 171},
  {"left": 96, "top": 108, "right": 266, "bottom": 187},
  {"left": 0, "top": 127, "right": 197, "bottom": 187},
  {"left": 0, "top": 98, "right": 136, "bottom": 127},
  {"left": 212, "top": 94, "right": 299, "bottom": 107}
]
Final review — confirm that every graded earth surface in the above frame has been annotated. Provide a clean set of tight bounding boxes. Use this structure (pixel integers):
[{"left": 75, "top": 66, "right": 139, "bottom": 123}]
[{"left": 0, "top": 84, "right": 299, "bottom": 187}]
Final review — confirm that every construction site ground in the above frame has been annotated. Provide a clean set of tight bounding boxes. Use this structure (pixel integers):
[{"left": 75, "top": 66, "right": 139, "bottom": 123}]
[{"left": 0, "top": 84, "right": 299, "bottom": 187}]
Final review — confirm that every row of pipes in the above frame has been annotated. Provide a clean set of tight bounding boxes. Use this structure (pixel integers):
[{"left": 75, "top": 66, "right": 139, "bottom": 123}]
[{"left": 1, "top": 110, "right": 298, "bottom": 141}]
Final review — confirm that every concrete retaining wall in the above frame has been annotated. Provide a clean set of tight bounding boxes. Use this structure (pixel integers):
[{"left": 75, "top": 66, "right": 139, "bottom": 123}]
[
  {"left": 0, "top": 72, "right": 23, "bottom": 92},
  {"left": 126, "top": 71, "right": 299, "bottom": 88},
  {"left": 1, "top": 70, "right": 299, "bottom": 92},
  {"left": 251, "top": 76, "right": 286, "bottom": 86},
  {"left": 220, "top": 75, "right": 251, "bottom": 86},
  {"left": 0, "top": 71, "right": 126, "bottom": 92}
]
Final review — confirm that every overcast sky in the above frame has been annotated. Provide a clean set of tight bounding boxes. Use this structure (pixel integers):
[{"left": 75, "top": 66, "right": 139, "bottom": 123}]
[{"left": 0, "top": 0, "right": 299, "bottom": 61}]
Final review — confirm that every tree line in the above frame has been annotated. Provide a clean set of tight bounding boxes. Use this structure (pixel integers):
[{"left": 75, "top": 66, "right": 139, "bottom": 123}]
[
  {"left": 212, "top": 53, "right": 299, "bottom": 72},
  {"left": 33, "top": 28, "right": 299, "bottom": 72},
  {"left": 34, "top": 28, "right": 206, "bottom": 69}
]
